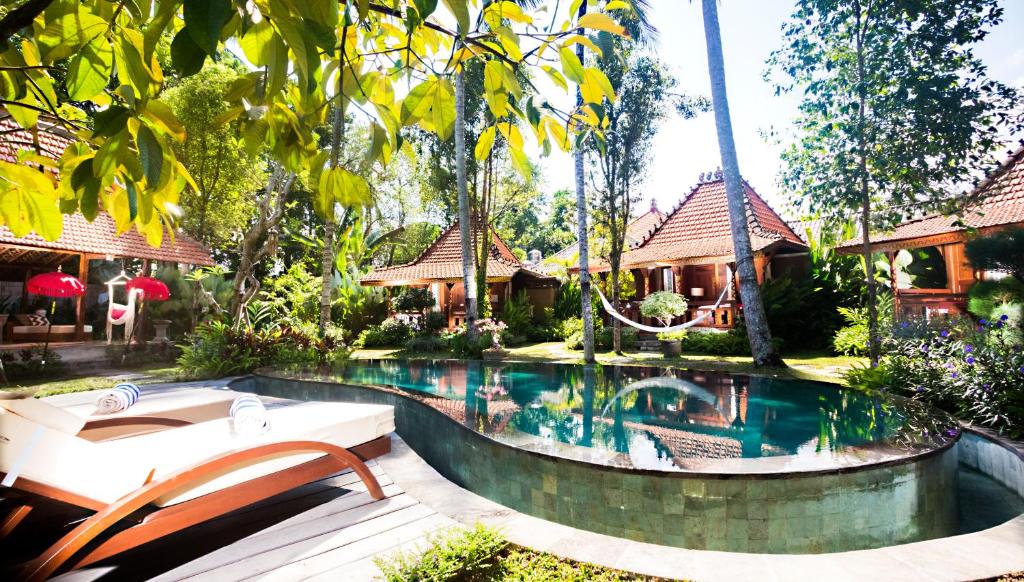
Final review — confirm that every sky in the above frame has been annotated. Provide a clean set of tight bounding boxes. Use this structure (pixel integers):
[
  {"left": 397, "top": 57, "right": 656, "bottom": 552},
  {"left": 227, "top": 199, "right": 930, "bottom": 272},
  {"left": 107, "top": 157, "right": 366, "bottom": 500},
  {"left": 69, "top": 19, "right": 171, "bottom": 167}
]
[{"left": 529, "top": 0, "right": 1024, "bottom": 221}]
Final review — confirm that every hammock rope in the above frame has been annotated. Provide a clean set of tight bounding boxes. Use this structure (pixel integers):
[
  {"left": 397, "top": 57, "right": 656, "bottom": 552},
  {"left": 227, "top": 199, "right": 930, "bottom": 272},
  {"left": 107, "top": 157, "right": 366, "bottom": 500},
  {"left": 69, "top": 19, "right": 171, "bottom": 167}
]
[{"left": 593, "top": 283, "right": 730, "bottom": 334}]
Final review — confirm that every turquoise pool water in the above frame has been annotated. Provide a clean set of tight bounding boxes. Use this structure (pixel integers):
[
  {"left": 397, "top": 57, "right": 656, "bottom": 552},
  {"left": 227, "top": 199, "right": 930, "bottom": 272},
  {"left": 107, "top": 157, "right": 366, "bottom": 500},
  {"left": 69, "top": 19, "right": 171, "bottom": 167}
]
[{"left": 298, "top": 359, "right": 957, "bottom": 472}]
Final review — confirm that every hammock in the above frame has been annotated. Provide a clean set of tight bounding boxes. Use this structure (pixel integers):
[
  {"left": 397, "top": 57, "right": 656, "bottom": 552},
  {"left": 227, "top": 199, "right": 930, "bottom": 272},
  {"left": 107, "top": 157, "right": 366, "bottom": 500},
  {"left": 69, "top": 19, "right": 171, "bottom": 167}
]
[
  {"left": 600, "top": 376, "right": 718, "bottom": 419},
  {"left": 593, "top": 284, "right": 730, "bottom": 334}
]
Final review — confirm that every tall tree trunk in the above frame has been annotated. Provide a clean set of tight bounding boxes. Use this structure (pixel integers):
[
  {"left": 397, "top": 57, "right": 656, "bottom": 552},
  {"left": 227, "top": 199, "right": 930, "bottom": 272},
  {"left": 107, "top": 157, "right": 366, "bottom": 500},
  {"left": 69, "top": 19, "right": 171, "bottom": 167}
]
[
  {"left": 455, "top": 69, "right": 479, "bottom": 340},
  {"left": 575, "top": 0, "right": 596, "bottom": 363},
  {"left": 476, "top": 152, "right": 492, "bottom": 319},
  {"left": 700, "top": 0, "right": 782, "bottom": 367},
  {"left": 854, "top": 3, "right": 880, "bottom": 365},
  {"left": 320, "top": 39, "right": 347, "bottom": 334}
]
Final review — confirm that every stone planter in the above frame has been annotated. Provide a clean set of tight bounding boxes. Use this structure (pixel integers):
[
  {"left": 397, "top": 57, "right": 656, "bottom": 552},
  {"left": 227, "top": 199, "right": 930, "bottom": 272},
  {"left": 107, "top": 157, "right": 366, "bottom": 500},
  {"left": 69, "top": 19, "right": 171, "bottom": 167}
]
[
  {"left": 150, "top": 319, "right": 172, "bottom": 344},
  {"left": 660, "top": 339, "right": 682, "bottom": 358}
]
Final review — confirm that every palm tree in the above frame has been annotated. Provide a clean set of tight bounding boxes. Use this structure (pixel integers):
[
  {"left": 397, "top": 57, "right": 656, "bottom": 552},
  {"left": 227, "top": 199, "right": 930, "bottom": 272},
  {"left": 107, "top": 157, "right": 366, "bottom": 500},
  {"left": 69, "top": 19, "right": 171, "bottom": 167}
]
[
  {"left": 320, "top": 71, "right": 345, "bottom": 334},
  {"left": 700, "top": 0, "right": 782, "bottom": 366},
  {"left": 574, "top": 0, "right": 596, "bottom": 363},
  {"left": 455, "top": 68, "right": 479, "bottom": 340}
]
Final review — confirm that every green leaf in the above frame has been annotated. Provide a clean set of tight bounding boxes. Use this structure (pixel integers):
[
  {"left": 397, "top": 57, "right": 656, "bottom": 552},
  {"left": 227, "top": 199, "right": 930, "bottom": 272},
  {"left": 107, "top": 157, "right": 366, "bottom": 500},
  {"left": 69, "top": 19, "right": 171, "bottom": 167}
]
[
  {"left": 441, "top": 0, "right": 470, "bottom": 36},
  {"left": 67, "top": 36, "right": 112, "bottom": 100},
  {"left": 431, "top": 79, "right": 456, "bottom": 140},
  {"left": 136, "top": 124, "right": 162, "bottom": 186},
  {"left": 577, "top": 13, "right": 628, "bottom": 37},
  {"left": 92, "top": 106, "right": 130, "bottom": 138},
  {"left": 240, "top": 20, "right": 275, "bottom": 66},
  {"left": 414, "top": 0, "right": 439, "bottom": 20},
  {"left": 126, "top": 180, "right": 138, "bottom": 222},
  {"left": 559, "top": 47, "right": 585, "bottom": 84},
  {"left": 475, "top": 125, "right": 496, "bottom": 161},
  {"left": 37, "top": 11, "right": 109, "bottom": 61},
  {"left": 183, "top": 0, "right": 233, "bottom": 56},
  {"left": 171, "top": 28, "right": 207, "bottom": 77},
  {"left": 483, "top": 61, "right": 508, "bottom": 117}
]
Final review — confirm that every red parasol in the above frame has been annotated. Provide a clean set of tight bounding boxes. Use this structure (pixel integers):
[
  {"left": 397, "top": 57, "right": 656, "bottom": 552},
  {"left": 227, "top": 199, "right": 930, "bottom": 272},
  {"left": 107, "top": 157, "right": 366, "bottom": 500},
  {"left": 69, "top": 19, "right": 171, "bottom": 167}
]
[
  {"left": 127, "top": 276, "right": 170, "bottom": 301},
  {"left": 27, "top": 272, "right": 86, "bottom": 298},
  {"left": 26, "top": 271, "right": 86, "bottom": 369}
]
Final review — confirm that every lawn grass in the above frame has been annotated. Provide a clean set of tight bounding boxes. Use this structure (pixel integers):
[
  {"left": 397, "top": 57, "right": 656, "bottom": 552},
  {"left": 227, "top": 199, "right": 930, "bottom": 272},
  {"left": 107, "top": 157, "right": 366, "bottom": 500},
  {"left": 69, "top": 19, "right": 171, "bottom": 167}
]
[
  {"left": 355, "top": 342, "right": 865, "bottom": 384},
  {"left": 1, "top": 364, "right": 184, "bottom": 397}
]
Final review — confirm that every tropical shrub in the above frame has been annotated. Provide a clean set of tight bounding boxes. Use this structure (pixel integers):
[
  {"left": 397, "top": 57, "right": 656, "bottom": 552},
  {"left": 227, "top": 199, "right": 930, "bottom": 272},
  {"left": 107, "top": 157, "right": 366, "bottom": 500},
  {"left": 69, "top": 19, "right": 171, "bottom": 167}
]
[
  {"left": 393, "top": 287, "right": 435, "bottom": 313},
  {"left": 640, "top": 292, "right": 688, "bottom": 326},
  {"left": 566, "top": 324, "right": 637, "bottom": 351},
  {"left": 422, "top": 310, "right": 449, "bottom": 334},
  {"left": 847, "top": 316, "right": 1024, "bottom": 438},
  {"left": 968, "top": 278, "right": 1024, "bottom": 339},
  {"left": 832, "top": 293, "right": 894, "bottom": 355},
  {"left": 442, "top": 319, "right": 509, "bottom": 357},
  {"left": 657, "top": 330, "right": 688, "bottom": 341},
  {"left": 404, "top": 335, "right": 446, "bottom": 353},
  {"left": 760, "top": 276, "right": 842, "bottom": 351},
  {"left": 177, "top": 322, "right": 348, "bottom": 378},
  {"left": 680, "top": 329, "right": 751, "bottom": 356},
  {"left": 0, "top": 347, "right": 65, "bottom": 380},
  {"left": 500, "top": 290, "right": 533, "bottom": 337},
  {"left": 355, "top": 318, "right": 413, "bottom": 347},
  {"left": 965, "top": 227, "right": 1024, "bottom": 281}
]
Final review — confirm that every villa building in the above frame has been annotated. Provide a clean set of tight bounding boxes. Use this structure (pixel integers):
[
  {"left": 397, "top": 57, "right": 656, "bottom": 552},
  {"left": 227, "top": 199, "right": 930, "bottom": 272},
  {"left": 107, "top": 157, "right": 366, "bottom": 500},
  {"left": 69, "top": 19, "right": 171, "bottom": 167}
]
[
  {"left": 360, "top": 221, "right": 558, "bottom": 328},
  {"left": 836, "top": 145, "right": 1024, "bottom": 319},
  {"left": 579, "top": 175, "right": 809, "bottom": 329},
  {"left": 0, "top": 113, "right": 214, "bottom": 342}
]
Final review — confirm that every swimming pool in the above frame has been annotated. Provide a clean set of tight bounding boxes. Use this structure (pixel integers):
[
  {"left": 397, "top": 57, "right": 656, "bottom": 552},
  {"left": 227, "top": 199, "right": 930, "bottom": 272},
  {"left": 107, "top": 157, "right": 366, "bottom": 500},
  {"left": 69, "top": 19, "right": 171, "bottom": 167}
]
[{"left": 236, "top": 359, "right": 968, "bottom": 553}]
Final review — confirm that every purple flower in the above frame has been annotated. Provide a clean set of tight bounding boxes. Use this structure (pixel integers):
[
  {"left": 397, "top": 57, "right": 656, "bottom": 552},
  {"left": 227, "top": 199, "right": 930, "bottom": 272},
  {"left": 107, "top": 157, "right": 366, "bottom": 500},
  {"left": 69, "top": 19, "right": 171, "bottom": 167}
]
[
  {"left": 966, "top": 356, "right": 975, "bottom": 365},
  {"left": 1001, "top": 314, "right": 1010, "bottom": 322},
  {"left": 915, "top": 386, "right": 925, "bottom": 393},
  {"left": 951, "top": 372, "right": 958, "bottom": 378},
  {"left": 946, "top": 363, "right": 955, "bottom": 370},
  {"left": 945, "top": 428, "right": 959, "bottom": 438},
  {"left": 919, "top": 343, "right": 929, "bottom": 353},
  {"left": 996, "top": 322, "right": 1004, "bottom": 329},
  {"left": 900, "top": 322, "right": 909, "bottom": 329},
  {"left": 940, "top": 330, "right": 949, "bottom": 338},
  {"left": 983, "top": 384, "right": 991, "bottom": 393},
  {"left": 980, "top": 318, "right": 988, "bottom": 325},
  {"left": 964, "top": 344, "right": 973, "bottom": 353},
  {"left": 1019, "top": 366, "right": 1024, "bottom": 374}
]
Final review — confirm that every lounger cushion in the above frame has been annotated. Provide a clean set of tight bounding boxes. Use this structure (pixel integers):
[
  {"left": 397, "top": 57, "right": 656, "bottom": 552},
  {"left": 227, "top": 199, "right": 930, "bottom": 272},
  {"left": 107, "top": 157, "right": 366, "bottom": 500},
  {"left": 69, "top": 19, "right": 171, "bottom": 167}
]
[
  {"left": 0, "top": 407, "right": 152, "bottom": 505},
  {"left": 0, "top": 398, "right": 86, "bottom": 435},
  {"left": 99, "top": 401, "right": 395, "bottom": 507},
  {"left": 11, "top": 324, "right": 92, "bottom": 334}
]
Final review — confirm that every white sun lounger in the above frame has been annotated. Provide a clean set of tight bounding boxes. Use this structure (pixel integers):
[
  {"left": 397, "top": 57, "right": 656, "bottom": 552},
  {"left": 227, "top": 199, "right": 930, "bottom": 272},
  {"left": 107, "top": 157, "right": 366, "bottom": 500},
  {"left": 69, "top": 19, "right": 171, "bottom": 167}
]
[{"left": 0, "top": 397, "right": 394, "bottom": 581}]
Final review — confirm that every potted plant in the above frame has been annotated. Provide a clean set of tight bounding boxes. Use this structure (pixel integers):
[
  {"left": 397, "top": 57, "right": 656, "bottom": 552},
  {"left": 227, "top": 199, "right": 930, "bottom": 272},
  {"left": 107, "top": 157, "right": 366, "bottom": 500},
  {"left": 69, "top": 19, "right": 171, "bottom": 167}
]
[{"left": 640, "top": 291, "right": 689, "bottom": 357}]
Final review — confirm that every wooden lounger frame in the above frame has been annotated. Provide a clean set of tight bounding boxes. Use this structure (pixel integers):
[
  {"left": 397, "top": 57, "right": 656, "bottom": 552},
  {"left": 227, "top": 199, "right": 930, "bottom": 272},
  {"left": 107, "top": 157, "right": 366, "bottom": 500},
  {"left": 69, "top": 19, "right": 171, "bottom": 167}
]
[{"left": 1, "top": 433, "right": 390, "bottom": 581}]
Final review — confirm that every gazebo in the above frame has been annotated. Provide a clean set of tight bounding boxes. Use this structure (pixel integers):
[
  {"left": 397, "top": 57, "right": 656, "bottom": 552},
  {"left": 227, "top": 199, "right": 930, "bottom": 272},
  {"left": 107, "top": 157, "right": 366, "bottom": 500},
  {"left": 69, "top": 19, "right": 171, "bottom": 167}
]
[
  {"left": 578, "top": 174, "right": 808, "bottom": 329},
  {"left": 0, "top": 113, "right": 214, "bottom": 342},
  {"left": 835, "top": 145, "right": 1024, "bottom": 318},
  {"left": 361, "top": 221, "right": 557, "bottom": 328}
]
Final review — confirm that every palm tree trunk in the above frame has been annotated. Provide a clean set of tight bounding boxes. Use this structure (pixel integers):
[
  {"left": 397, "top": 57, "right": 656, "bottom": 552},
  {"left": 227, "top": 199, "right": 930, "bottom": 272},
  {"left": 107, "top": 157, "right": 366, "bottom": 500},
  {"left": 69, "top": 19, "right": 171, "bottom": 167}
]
[
  {"left": 320, "top": 86, "right": 344, "bottom": 334},
  {"left": 575, "top": 0, "right": 596, "bottom": 363},
  {"left": 854, "top": 3, "right": 880, "bottom": 365},
  {"left": 455, "top": 69, "right": 478, "bottom": 340},
  {"left": 700, "top": 0, "right": 782, "bottom": 367}
]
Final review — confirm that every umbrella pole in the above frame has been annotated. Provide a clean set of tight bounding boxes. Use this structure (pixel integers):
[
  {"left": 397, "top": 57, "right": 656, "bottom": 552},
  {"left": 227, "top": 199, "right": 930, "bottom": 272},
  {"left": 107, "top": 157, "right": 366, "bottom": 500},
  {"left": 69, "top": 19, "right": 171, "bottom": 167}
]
[{"left": 41, "top": 299, "right": 55, "bottom": 369}]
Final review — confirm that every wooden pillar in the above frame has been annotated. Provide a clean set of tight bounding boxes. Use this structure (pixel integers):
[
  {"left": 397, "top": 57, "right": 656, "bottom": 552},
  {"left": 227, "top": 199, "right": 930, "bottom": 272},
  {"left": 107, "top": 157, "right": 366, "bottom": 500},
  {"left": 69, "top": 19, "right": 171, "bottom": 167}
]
[
  {"left": 674, "top": 266, "right": 684, "bottom": 295},
  {"left": 75, "top": 254, "right": 90, "bottom": 341},
  {"left": 753, "top": 254, "right": 768, "bottom": 284}
]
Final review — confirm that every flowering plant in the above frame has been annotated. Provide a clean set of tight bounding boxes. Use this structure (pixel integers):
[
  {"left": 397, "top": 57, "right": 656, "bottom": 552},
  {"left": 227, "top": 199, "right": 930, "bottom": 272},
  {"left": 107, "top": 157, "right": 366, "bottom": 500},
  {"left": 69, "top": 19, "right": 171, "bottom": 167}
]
[{"left": 871, "top": 315, "right": 1024, "bottom": 437}]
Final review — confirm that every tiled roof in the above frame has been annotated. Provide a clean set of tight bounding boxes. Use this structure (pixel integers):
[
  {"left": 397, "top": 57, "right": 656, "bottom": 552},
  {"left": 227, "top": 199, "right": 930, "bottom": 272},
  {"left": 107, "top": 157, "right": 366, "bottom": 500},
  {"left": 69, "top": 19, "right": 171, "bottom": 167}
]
[
  {"left": 837, "top": 145, "right": 1024, "bottom": 252},
  {"left": 616, "top": 179, "right": 806, "bottom": 268},
  {"left": 0, "top": 213, "right": 215, "bottom": 265},
  {"left": 361, "top": 221, "right": 547, "bottom": 284},
  {"left": 0, "top": 114, "right": 74, "bottom": 164},
  {"left": 0, "top": 113, "right": 213, "bottom": 266},
  {"left": 543, "top": 207, "right": 667, "bottom": 271}
]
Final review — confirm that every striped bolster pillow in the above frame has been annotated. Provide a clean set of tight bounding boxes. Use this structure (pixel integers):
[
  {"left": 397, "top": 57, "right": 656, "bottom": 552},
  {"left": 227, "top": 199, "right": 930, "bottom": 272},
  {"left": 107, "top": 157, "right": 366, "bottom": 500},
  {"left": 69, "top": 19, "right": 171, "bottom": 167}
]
[
  {"left": 94, "top": 382, "right": 141, "bottom": 415},
  {"left": 230, "top": 395, "right": 270, "bottom": 435}
]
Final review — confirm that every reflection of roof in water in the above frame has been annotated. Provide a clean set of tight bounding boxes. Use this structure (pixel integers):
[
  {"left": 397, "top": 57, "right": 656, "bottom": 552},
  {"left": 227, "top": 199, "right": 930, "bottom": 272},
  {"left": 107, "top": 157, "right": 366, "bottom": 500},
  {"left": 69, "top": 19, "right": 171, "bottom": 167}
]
[
  {"left": 424, "top": 397, "right": 521, "bottom": 434},
  {"left": 595, "top": 417, "right": 788, "bottom": 466}
]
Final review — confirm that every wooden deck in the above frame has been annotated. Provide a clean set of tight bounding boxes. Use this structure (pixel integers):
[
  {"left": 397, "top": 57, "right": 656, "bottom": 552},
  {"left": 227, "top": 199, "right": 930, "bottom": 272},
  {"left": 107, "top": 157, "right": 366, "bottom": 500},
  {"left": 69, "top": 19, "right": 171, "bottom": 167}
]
[{"left": 9, "top": 455, "right": 457, "bottom": 581}]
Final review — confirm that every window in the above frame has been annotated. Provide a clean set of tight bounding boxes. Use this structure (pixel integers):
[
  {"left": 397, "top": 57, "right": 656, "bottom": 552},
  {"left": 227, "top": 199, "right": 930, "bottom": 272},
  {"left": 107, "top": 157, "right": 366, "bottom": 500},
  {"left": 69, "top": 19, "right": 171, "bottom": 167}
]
[{"left": 662, "top": 268, "right": 675, "bottom": 292}]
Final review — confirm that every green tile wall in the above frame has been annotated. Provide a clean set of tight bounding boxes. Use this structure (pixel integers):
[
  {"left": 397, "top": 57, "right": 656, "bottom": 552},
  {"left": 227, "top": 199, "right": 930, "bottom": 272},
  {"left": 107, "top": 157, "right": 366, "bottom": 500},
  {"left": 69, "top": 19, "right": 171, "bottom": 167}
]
[{"left": 240, "top": 375, "right": 960, "bottom": 554}]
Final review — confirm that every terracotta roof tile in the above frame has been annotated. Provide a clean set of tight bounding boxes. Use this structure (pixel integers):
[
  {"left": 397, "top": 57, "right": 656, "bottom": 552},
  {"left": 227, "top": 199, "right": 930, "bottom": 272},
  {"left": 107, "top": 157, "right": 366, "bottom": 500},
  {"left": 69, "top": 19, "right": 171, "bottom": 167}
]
[
  {"left": 0, "top": 213, "right": 214, "bottom": 265},
  {"left": 544, "top": 208, "right": 667, "bottom": 270},
  {"left": 617, "top": 179, "right": 805, "bottom": 268},
  {"left": 837, "top": 146, "right": 1024, "bottom": 252},
  {"left": 361, "top": 221, "right": 546, "bottom": 284},
  {"left": 0, "top": 114, "right": 213, "bottom": 265}
]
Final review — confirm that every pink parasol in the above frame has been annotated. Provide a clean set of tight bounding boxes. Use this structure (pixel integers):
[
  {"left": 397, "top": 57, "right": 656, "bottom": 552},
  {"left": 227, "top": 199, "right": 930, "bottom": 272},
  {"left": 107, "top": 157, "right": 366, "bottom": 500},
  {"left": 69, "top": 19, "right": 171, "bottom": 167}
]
[{"left": 126, "top": 276, "right": 170, "bottom": 301}]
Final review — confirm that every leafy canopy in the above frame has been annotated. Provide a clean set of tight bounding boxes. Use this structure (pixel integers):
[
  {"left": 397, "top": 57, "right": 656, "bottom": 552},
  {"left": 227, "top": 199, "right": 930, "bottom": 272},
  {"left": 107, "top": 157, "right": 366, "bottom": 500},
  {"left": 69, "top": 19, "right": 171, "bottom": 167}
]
[{"left": 0, "top": 0, "right": 630, "bottom": 244}]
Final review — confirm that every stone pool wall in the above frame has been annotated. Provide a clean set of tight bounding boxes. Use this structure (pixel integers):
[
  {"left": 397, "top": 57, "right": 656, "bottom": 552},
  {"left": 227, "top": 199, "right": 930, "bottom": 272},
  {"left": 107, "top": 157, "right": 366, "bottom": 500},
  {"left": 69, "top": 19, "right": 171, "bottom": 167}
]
[
  {"left": 959, "top": 427, "right": 1024, "bottom": 499},
  {"left": 237, "top": 374, "right": 960, "bottom": 554}
]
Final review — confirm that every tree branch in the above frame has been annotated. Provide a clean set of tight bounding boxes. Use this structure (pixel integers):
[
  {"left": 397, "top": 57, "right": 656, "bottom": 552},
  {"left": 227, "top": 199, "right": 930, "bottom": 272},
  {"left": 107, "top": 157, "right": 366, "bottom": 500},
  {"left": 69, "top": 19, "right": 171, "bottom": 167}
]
[{"left": 0, "top": 0, "right": 55, "bottom": 43}]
